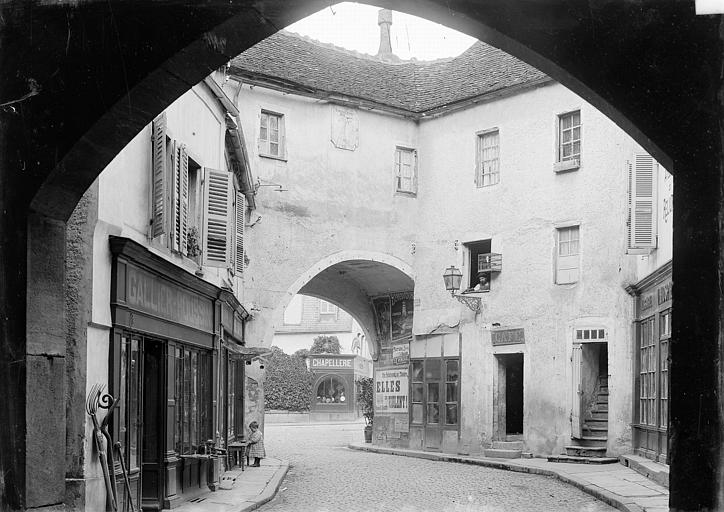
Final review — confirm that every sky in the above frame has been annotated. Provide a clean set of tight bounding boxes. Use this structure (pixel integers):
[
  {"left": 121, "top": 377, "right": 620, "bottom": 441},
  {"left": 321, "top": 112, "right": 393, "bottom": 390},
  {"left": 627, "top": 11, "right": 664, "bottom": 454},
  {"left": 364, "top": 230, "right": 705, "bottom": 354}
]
[{"left": 286, "top": 2, "right": 476, "bottom": 61}]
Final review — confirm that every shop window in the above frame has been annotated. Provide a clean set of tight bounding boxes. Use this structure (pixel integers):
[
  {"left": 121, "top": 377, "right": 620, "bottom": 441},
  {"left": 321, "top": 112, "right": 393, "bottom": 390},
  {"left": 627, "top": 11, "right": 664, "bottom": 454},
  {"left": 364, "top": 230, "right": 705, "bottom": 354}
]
[
  {"left": 639, "top": 316, "right": 656, "bottom": 426},
  {"left": 659, "top": 310, "right": 671, "bottom": 427},
  {"left": 117, "top": 335, "right": 142, "bottom": 473},
  {"left": 174, "top": 346, "right": 212, "bottom": 454},
  {"left": 476, "top": 129, "right": 500, "bottom": 187},
  {"left": 316, "top": 375, "right": 347, "bottom": 404},
  {"left": 410, "top": 358, "right": 459, "bottom": 426}
]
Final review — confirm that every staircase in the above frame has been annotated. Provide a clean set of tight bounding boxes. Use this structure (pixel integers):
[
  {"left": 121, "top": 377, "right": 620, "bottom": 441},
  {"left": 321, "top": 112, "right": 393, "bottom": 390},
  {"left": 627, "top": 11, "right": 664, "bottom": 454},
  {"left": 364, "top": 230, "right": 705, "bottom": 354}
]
[
  {"left": 549, "top": 375, "right": 618, "bottom": 464},
  {"left": 484, "top": 440, "right": 524, "bottom": 459}
]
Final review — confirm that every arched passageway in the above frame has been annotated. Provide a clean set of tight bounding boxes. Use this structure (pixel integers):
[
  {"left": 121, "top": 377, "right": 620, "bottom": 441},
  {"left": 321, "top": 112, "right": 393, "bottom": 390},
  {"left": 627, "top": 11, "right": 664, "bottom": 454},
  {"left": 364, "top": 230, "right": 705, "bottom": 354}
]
[{"left": 0, "top": 1, "right": 722, "bottom": 510}]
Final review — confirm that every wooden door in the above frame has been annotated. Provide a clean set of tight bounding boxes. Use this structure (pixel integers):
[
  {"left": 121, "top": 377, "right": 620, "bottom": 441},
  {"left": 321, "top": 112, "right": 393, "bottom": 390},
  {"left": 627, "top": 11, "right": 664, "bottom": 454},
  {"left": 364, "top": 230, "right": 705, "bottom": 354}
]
[{"left": 571, "top": 344, "right": 583, "bottom": 439}]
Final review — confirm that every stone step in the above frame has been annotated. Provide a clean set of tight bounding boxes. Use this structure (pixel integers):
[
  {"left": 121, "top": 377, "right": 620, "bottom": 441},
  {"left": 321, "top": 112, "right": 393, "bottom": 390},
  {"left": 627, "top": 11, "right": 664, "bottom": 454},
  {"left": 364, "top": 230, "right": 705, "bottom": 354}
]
[
  {"left": 483, "top": 448, "right": 522, "bottom": 459},
  {"left": 565, "top": 445, "right": 608, "bottom": 457},
  {"left": 597, "top": 391, "right": 609, "bottom": 398},
  {"left": 492, "top": 441, "right": 524, "bottom": 450},
  {"left": 595, "top": 402, "right": 609, "bottom": 412},
  {"left": 582, "top": 423, "right": 608, "bottom": 432},
  {"left": 575, "top": 436, "right": 607, "bottom": 447},
  {"left": 591, "top": 411, "right": 608, "bottom": 420},
  {"left": 548, "top": 454, "right": 619, "bottom": 464}
]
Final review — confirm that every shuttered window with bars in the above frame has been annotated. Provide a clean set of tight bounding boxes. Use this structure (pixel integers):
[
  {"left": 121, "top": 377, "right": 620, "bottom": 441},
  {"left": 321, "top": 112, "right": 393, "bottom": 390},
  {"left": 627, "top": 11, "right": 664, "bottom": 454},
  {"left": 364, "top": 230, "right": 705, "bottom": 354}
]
[
  {"left": 628, "top": 153, "right": 658, "bottom": 251},
  {"left": 203, "top": 168, "right": 232, "bottom": 267},
  {"left": 234, "top": 192, "right": 245, "bottom": 275}
]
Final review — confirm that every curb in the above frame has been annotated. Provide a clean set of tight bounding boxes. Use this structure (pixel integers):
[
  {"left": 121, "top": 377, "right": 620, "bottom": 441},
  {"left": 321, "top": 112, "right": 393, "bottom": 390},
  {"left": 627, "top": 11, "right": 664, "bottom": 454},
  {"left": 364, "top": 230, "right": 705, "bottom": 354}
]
[
  {"left": 237, "top": 459, "right": 290, "bottom": 512},
  {"left": 348, "top": 444, "right": 642, "bottom": 512}
]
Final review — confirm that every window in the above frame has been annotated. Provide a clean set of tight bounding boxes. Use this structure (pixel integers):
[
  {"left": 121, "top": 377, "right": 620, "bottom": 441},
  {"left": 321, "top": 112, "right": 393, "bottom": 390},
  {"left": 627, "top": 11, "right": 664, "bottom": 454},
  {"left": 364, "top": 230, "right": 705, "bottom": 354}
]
[
  {"left": 659, "top": 310, "right": 671, "bottom": 428},
  {"left": 627, "top": 153, "right": 658, "bottom": 251},
  {"left": 556, "top": 225, "right": 580, "bottom": 284},
  {"left": 319, "top": 299, "right": 338, "bottom": 317},
  {"left": 476, "top": 130, "right": 500, "bottom": 187},
  {"left": 639, "top": 316, "right": 656, "bottom": 426},
  {"left": 410, "top": 358, "right": 459, "bottom": 426},
  {"left": 394, "top": 147, "right": 417, "bottom": 195},
  {"left": 463, "top": 239, "right": 492, "bottom": 291},
  {"left": 558, "top": 110, "right": 581, "bottom": 162},
  {"left": 316, "top": 375, "right": 347, "bottom": 404},
  {"left": 174, "top": 346, "right": 212, "bottom": 455},
  {"left": 259, "top": 110, "right": 285, "bottom": 158}
]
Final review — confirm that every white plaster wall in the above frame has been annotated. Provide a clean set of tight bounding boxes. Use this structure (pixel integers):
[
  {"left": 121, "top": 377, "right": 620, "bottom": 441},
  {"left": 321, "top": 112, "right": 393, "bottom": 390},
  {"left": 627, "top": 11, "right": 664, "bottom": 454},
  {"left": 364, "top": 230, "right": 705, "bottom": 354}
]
[{"left": 234, "top": 83, "right": 419, "bottom": 346}]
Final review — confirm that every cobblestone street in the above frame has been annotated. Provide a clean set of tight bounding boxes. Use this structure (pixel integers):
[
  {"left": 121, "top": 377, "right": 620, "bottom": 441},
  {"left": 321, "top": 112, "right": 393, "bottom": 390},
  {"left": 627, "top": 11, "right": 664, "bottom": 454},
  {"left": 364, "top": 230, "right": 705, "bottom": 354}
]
[{"left": 258, "top": 422, "right": 615, "bottom": 512}]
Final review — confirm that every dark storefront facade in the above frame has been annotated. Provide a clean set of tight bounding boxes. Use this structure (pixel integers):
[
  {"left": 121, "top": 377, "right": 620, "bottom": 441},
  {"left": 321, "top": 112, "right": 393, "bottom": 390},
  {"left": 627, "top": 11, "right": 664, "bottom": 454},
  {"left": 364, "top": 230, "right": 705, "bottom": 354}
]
[
  {"left": 309, "top": 355, "right": 370, "bottom": 421},
  {"left": 628, "top": 260, "right": 671, "bottom": 463},
  {"left": 109, "top": 237, "right": 252, "bottom": 509}
]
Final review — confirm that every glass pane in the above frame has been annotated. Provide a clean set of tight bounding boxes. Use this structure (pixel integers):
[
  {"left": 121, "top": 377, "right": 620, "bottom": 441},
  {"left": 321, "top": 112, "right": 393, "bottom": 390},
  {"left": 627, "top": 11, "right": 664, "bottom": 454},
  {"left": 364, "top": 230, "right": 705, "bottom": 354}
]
[
  {"left": 446, "top": 360, "right": 459, "bottom": 381},
  {"left": 427, "top": 383, "right": 439, "bottom": 402},
  {"left": 129, "top": 339, "right": 140, "bottom": 469},
  {"left": 446, "top": 404, "right": 458, "bottom": 425},
  {"left": 425, "top": 359, "right": 441, "bottom": 380},
  {"left": 562, "top": 144, "right": 571, "bottom": 158},
  {"left": 572, "top": 111, "right": 580, "bottom": 125},
  {"left": 599, "top": 329, "right": 605, "bottom": 338},
  {"left": 119, "top": 339, "right": 128, "bottom": 456},
  {"left": 191, "top": 352, "right": 198, "bottom": 451},
  {"left": 183, "top": 350, "right": 191, "bottom": 454},
  {"left": 412, "top": 403, "right": 423, "bottom": 423},
  {"left": 446, "top": 382, "right": 458, "bottom": 402},
  {"left": 572, "top": 127, "right": 580, "bottom": 140},
  {"left": 562, "top": 115, "right": 571, "bottom": 129},
  {"left": 260, "top": 114, "right": 267, "bottom": 129},
  {"left": 269, "top": 115, "right": 278, "bottom": 131},
  {"left": 427, "top": 403, "right": 440, "bottom": 424},
  {"left": 562, "top": 130, "right": 571, "bottom": 143},
  {"left": 270, "top": 127, "right": 279, "bottom": 143},
  {"left": 412, "top": 361, "right": 423, "bottom": 382},
  {"left": 572, "top": 141, "right": 580, "bottom": 154},
  {"left": 412, "top": 383, "right": 423, "bottom": 403},
  {"left": 270, "top": 142, "right": 279, "bottom": 156},
  {"left": 175, "top": 347, "right": 183, "bottom": 453}
]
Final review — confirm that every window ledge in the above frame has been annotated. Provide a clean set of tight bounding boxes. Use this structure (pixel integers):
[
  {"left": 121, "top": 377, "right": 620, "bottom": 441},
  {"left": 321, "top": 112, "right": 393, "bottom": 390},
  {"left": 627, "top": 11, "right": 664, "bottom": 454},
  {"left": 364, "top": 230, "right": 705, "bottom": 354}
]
[
  {"left": 553, "top": 159, "right": 580, "bottom": 173},
  {"left": 395, "top": 190, "right": 417, "bottom": 198},
  {"left": 259, "top": 152, "right": 287, "bottom": 162}
]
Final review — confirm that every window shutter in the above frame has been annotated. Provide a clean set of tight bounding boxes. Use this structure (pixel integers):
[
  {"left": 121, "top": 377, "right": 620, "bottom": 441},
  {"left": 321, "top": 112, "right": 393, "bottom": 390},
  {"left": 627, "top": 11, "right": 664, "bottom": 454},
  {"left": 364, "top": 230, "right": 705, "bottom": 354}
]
[
  {"left": 203, "top": 168, "right": 232, "bottom": 267},
  {"left": 412, "top": 150, "right": 418, "bottom": 194},
  {"left": 630, "top": 153, "right": 657, "bottom": 249},
  {"left": 178, "top": 144, "right": 189, "bottom": 255},
  {"left": 151, "top": 114, "right": 167, "bottom": 238},
  {"left": 235, "top": 192, "right": 245, "bottom": 274}
]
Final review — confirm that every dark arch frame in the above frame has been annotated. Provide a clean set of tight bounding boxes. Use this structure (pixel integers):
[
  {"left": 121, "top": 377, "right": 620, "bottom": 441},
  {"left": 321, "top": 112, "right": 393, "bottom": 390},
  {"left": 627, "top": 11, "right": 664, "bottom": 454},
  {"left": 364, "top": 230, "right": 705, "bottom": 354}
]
[{"left": 1, "top": 1, "right": 722, "bottom": 510}]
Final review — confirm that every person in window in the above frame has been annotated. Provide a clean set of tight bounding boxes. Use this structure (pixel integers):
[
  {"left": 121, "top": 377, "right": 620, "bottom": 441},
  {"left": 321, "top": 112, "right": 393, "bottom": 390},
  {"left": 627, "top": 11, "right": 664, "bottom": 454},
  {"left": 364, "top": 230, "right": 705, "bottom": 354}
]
[
  {"left": 465, "top": 272, "right": 490, "bottom": 293},
  {"left": 246, "top": 421, "right": 266, "bottom": 467}
]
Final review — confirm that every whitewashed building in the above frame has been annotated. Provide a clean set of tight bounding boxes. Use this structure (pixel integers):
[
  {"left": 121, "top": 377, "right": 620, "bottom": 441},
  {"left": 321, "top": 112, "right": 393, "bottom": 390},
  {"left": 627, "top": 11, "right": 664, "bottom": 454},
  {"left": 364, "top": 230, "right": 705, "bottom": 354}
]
[{"left": 227, "top": 18, "right": 672, "bottom": 462}]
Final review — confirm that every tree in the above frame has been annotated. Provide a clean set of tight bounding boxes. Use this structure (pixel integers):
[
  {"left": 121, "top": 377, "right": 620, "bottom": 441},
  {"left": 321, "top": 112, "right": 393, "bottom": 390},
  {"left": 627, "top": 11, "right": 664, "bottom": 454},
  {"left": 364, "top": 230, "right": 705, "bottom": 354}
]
[
  {"left": 293, "top": 348, "right": 310, "bottom": 359},
  {"left": 309, "top": 335, "right": 341, "bottom": 354},
  {"left": 264, "top": 346, "right": 315, "bottom": 411},
  {"left": 356, "top": 377, "right": 374, "bottom": 426}
]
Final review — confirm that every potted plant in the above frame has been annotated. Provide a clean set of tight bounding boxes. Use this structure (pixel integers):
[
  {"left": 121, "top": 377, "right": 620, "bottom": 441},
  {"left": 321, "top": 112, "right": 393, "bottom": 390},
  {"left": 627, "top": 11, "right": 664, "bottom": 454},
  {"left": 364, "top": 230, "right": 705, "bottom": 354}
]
[{"left": 356, "top": 377, "right": 374, "bottom": 443}]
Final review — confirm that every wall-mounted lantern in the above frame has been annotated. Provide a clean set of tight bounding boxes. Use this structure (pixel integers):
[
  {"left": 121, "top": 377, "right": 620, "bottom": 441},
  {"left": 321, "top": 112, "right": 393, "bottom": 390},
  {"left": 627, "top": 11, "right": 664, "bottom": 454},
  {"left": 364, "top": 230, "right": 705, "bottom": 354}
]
[{"left": 442, "top": 265, "right": 481, "bottom": 312}]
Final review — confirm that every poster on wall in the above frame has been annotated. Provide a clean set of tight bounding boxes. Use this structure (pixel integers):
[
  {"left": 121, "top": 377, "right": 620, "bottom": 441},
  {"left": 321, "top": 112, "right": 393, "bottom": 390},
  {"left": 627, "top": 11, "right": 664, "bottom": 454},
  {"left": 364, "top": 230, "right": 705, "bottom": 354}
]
[
  {"left": 375, "top": 368, "right": 409, "bottom": 413},
  {"left": 392, "top": 343, "right": 410, "bottom": 366},
  {"left": 391, "top": 292, "right": 414, "bottom": 342},
  {"left": 373, "top": 296, "right": 392, "bottom": 343}
]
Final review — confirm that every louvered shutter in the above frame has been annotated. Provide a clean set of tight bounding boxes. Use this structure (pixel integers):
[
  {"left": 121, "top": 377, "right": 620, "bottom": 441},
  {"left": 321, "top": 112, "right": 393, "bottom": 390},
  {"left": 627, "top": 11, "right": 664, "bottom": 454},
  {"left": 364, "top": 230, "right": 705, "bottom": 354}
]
[
  {"left": 177, "top": 145, "right": 189, "bottom": 255},
  {"left": 630, "top": 153, "right": 657, "bottom": 249},
  {"left": 151, "top": 114, "right": 167, "bottom": 238},
  {"left": 235, "top": 192, "right": 245, "bottom": 274},
  {"left": 203, "top": 169, "right": 232, "bottom": 267}
]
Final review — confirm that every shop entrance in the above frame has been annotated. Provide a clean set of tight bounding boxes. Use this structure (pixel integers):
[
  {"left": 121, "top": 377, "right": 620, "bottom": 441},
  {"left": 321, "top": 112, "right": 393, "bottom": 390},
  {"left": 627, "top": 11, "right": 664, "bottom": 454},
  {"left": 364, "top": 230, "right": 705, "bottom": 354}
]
[
  {"left": 141, "top": 339, "right": 165, "bottom": 509},
  {"left": 494, "top": 353, "right": 524, "bottom": 439}
]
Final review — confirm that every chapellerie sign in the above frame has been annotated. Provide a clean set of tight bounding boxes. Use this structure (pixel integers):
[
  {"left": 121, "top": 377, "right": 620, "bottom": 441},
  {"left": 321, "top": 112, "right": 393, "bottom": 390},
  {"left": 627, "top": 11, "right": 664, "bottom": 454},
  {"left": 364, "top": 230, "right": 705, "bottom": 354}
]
[{"left": 310, "top": 358, "right": 353, "bottom": 369}]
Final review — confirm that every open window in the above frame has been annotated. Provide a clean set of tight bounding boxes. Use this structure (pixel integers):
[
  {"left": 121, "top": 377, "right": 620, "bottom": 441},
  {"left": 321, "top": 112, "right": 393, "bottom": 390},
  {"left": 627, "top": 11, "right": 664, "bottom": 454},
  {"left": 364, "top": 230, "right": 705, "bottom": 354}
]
[{"left": 463, "top": 239, "right": 492, "bottom": 292}]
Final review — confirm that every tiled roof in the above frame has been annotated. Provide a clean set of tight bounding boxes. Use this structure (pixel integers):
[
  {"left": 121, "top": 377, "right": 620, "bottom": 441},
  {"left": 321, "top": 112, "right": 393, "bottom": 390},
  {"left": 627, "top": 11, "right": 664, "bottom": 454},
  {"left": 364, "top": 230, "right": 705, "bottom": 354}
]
[{"left": 229, "top": 31, "right": 549, "bottom": 114}]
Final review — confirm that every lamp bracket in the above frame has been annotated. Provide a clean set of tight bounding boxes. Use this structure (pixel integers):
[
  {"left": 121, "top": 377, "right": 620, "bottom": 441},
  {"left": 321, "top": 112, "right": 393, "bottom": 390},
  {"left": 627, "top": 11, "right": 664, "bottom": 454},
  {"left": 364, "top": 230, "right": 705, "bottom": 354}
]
[{"left": 452, "top": 293, "right": 482, "bottom": 312}]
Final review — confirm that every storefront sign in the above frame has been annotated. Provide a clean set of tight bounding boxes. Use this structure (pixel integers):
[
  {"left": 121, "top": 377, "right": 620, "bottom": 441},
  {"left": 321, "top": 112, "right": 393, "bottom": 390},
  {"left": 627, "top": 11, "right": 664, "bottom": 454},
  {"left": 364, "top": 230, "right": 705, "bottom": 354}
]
[
  {"left": 391, "top": 294, "right": 414, "bottom": 342},
  {"left": 310, "top": 357, "right": 353, "bottom": 369},
  {"left": 491, "top": 328, "right": 525, "bottom": 346},
  {"left": 658, "top": 281, "right": 672, "bottom": 305},
  {"left": 375, "top": 369, "right": 409, "bottom": 412},
  {"left": 394, "top": 416, "right": 410, "bottom": 433},
  {"left": 126, "top": 265, "right": 213, "bottom": 331},
  {"left": 392, "top": 344, "right": 409, "bottom": 366},
  {"left": 641, "top": 293, "right": 654, "bottom": 311}
]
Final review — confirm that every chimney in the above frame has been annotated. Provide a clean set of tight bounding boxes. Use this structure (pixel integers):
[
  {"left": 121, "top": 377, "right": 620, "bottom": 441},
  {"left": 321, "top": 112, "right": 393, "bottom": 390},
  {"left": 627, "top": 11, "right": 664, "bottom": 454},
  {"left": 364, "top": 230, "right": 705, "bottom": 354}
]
[{"left": 376, "top": 9, "right": 393, "bottom": 61}]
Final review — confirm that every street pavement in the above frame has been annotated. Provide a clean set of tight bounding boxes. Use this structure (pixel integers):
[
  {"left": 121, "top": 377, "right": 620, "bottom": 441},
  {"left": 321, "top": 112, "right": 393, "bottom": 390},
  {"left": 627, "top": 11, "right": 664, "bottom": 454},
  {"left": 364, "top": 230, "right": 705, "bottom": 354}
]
[{"left": 258, "top": 421, "right": 616, "bottom": 512}]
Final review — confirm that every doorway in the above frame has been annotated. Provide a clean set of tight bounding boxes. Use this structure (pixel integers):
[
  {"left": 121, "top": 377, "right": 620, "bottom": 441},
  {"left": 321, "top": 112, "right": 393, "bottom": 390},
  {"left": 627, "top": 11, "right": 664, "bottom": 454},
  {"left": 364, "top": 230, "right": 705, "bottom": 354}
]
[
  {"left": 494, "top": 353, "right": 524, "bottom": 439},
  {"left": 141, "top": 339, "right": 164, "bottom": 509},
  {"left": 571, "top": 341, "right": 608, "bottom": 439}
]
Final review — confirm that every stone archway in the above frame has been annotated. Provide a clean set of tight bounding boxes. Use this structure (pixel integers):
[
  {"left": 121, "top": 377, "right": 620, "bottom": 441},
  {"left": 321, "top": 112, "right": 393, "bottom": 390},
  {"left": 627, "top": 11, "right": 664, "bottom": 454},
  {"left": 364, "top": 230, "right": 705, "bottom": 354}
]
[{"left": 261, "top": 250, "right": 415, "bottom": 361}]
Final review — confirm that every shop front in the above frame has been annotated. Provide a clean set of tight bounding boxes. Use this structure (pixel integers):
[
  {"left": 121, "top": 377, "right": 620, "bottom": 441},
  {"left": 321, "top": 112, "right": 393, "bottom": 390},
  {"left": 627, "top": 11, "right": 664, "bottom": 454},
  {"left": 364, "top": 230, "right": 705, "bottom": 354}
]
[
  {"left": 109, "top": 237, "right": 244, "bottom": 510},
  {"left": 628, "top": 261, "right": 671, "bottom": 463},
  {"left": 309, "top": 355, "right": 363, "bottom": 421}
]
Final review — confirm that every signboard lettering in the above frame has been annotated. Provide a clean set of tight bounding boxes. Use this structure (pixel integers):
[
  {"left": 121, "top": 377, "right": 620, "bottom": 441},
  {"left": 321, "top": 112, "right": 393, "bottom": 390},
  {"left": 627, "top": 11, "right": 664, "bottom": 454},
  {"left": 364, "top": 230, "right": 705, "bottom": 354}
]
[
  {"left": 658, "top": 281, "right": 673, "bottom": 305},
  {"left": 641, "top": 294, "right": 654, "bottom": 311},
  {"left": 491, "top": 328, "right": 525, "bottom": 346},
  {"left": 310, "top": 358, "right": 352, "bottom": 369},
  {"left": 375, "top": 369, "right": 409, "bottom": 413},
  {"left": 126, "top": 265, "right": 212, "bottom": 331}
]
